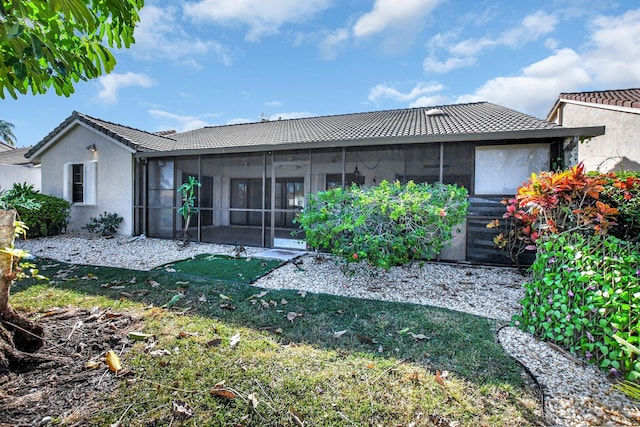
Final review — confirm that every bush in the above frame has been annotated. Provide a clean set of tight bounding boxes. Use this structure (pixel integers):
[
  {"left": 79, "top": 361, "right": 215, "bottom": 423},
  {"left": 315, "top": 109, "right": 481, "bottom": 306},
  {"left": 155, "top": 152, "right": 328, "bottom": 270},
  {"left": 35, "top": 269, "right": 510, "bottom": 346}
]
[
  {"left": 295, "top": 180, "right": 469, "bottom": 271},
  {"left": 597, "top": 171, "right": 640, "bottom": 243},
  {"left": 514, "top": 232, "right": 640, "bottom": 382},
  {"left": 4, "top": 184, "right": 70, "bottom": 238},
  {"left": 83, "top": 211, "right": 123, "bottom": 236}
]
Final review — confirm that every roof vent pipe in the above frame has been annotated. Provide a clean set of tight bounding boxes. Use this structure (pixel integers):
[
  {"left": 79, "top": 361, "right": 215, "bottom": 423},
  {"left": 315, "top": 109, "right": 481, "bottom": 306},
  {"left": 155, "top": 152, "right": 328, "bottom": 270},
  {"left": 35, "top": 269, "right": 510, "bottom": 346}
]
[{"left": 425, "top": 108, "right": 445, "bottom": 116}]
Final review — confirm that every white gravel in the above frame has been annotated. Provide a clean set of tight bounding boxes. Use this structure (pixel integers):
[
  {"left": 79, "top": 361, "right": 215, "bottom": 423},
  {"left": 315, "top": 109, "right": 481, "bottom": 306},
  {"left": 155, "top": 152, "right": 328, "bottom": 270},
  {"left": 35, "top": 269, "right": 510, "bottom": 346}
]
[{"left": 17, "top": 233, "right": 640, "bottom": 427}]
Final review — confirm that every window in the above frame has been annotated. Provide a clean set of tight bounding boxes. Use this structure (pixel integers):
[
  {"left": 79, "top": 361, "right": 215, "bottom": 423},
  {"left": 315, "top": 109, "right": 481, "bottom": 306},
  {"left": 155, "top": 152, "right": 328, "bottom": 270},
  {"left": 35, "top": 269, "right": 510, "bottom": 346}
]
[
  {"left": 72, "top": 164, "right": 84, "bottom": 203},
  {"left": 475, "top": 144, "right": 549, "bottom": 195},
  {"left": 64, "top": 161, "right": 97, "bottom": 205}
]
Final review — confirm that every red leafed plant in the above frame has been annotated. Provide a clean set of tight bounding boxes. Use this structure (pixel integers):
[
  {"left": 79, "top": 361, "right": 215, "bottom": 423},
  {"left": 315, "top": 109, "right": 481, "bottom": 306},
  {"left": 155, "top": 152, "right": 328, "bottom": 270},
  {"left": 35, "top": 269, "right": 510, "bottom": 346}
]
[{"left": 488, "top": 163, "right": 621, "bottom": 271}]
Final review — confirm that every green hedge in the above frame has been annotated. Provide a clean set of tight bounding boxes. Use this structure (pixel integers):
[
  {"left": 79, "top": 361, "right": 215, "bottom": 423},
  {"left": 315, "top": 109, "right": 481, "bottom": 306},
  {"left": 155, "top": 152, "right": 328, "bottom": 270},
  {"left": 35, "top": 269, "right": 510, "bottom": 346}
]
[
  {"left": 514, "top": 233, "right": 640, "bottom": 381},
  {"left": 4, "top": 184, "right": 71, "bottom": 238}
]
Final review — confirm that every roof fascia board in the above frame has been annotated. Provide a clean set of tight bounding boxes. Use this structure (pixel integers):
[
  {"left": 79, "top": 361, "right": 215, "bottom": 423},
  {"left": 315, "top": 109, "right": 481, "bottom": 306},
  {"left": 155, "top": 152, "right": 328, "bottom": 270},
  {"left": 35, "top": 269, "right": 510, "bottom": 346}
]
[
  {"left": 557, "top": 98, "right": 640, "bottom": 116},
  {"left": 135, "top": 126, "right": 605, "bottom": 159},
  {"left": 28, "top": 119, "right": 137, "bottom": 159}
]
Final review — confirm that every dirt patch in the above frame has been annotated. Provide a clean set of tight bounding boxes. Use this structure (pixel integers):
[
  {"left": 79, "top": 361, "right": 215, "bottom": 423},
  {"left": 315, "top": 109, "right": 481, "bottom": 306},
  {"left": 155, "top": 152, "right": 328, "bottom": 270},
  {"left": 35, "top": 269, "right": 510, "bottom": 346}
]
[{"left": 0, "top": 308, "right": 140, "bottom": 426}]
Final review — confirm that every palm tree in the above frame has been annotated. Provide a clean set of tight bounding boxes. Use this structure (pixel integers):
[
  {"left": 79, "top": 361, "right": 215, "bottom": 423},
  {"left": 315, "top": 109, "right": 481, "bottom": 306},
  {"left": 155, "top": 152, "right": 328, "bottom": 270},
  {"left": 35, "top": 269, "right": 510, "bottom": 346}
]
[{"left": 0, "top": 120, "right": 16, "bottom": 146}]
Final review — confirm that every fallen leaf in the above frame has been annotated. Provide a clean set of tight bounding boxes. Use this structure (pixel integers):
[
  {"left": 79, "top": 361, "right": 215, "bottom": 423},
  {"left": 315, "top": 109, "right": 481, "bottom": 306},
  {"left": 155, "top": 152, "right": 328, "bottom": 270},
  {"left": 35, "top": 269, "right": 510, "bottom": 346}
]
[
  {"left": 175, "top": 281, "right": 190, "bottom": 285},
  {"left": 105, "top": 350, "right": 122, "bottom": 373},
  {"left": 210, "top": 382, "right": 237, "bottom": 399},
  {"left": 165, "top": 268, "right": 176, "bottom": 273},
  {"left": 435, "top": 370, "right": 446, "bottom": 387},
  {"left": 297, "top": 290, "right": 306, "bottom": 298},
  {"left": 149, "top": 349, "right": 172, "bottom": 357},
  {"left": 172, "top": 400, "right": 194, "bottom": 419},
  {"left": 247, "top": 290, "right": 269, "bottom": 300},
  {"left": 355, "top": 333, "right": 376, "bottom": 345},
  {"left": 129, "top": 277, "right": 137, "bottom": 284},
  {"left": 165, "top": 293, "right": 183, "bottom": 308},
  {"left": 120, "top": 291, "right": 133, "bottom": 298},
  {"left": 286, "top": 312, "right": 303, "bottom": 322},
  {"left": 408, "top": 332, "right": 429, "bottom": 340},
  {"left": 280, "top": 298, "right": 288, "bottom": 305},
  {"left": 289, "top": 407, "right": 305, "bottom": 427},
  {"left": 220, "top": 303, "right": 237, "bottom": 310},
  {"left": 206, "top": 338, "right": 222, "bottom": 347},
  {"left": 85, "top": 360, "right": 102, "bottom": 369},
  {"left": 247, "top": 392, "right": 259, "bottom": 409},
  {"left": 333, "top": 330, "right": 348, "bottom": 338},
  {"left": 260, "top": 299, "right": 270, "bottom": 308},
  {"left": 128, "top": 331, "right": 153, "bottom": 341},
  {"left": 397, "top": 327, "right": 410, "bottom": 335},
  {"left": 177, "top": 331, "right": 198, "bottom": 339},
  {"left": 146, "top": 278, "right": 161, "bottom": 288},
  {"left": 274, "top": 328, "right": 283, "bottom": 334},
  {"left": 198, "top": 294, "right": 207, "bottom": 303},
  {"left": 229, "top": 333, "right": 241, "bottom": 348},
  {"left": 269, "top": 299, "right": 278, "bottom": 307},
  {"left": 219, "top": 293, "right": 233, "bottom": 300}
]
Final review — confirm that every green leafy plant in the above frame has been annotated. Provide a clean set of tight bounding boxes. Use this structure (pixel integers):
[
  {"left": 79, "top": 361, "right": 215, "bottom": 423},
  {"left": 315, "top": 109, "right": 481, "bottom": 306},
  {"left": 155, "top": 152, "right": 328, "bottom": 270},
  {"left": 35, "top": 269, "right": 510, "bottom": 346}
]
[
  {"left": 177, "top": 176, "right": 201, "bottom": 246},
  {"left": 83, "top": 211, "right": 123, "bottom": 236},
  {"left": 513, "top": 232, "right": 640, "bottom": 382},
  {"left": 597, "top": 171, "right": 640, "bottom": 243},
  {"left": 295, "top": 180, "right": 468, "bottom": 271},
  {"left": 2, "top": 183, "right": 69, "bottom": 238}
]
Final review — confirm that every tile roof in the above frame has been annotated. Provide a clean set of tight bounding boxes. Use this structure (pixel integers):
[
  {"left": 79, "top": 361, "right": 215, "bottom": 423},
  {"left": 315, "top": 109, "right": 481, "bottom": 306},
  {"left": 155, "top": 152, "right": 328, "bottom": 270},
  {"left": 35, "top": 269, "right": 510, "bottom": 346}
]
[
  {"left": 26, "top": 111, "right": 179, "bottom": 158},
  {"left": 559, "top": 88, "right": 640, "bottom": 108},
  {"left": 0, "top": 146, "right": 33, "bottom": 165},
  {"left": 170, "top": 102, "right": 563, "bottom": 151},
  {"left": 27, "top": 102, "right": 602, "bottom": 158}
]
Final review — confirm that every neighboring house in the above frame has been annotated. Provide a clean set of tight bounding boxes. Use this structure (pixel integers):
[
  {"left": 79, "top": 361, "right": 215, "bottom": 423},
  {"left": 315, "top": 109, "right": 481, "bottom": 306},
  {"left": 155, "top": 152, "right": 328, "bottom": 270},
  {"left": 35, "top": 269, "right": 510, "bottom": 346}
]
[
  {"left": 0, "top": 145, "right": 41, "bottom": 192},
  {"left": 26, "top": 102, "right": 604, "bottom": 264},
  {"left": 547, "top": 88, "right": 640, "bottom": 172}
]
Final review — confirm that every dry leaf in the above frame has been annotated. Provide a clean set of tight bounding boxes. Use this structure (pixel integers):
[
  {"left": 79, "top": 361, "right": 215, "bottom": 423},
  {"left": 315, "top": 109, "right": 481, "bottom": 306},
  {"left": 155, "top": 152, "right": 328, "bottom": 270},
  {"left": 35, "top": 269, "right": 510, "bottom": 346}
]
[
  {"left": 206, "top": 338, "right": 222, "bottom": 347},
  {"left": 355, "top": 333, "right": 376, "bottom": 345},
  {"left": 289, "top": 407, "right": 305, "bottom": 427},
  {"left": 149, "top": 349, "right": 172, "bottom": 357},
  {"left": 229, "top": 333, "right": 241, "bottom": 348},
  {"left": 146, "top": 279, "right": 160, "bottom": 288},
  {"left": 274, "top": 328, "right": 283, "bottom": 334},
  {"left": 129, "top": 277, "right": 137, "bottom": 284},
  {"left": 333, "top": 330, "right": 347, "bottom": 338},
  {"left": 435, "top": 370, "right": 446, "bottom": 387},
  {"left": 247, "top": 290, "right": 269, "bottom": 300},
  {"left": 85, "top": 360, "right": 102, "bottom": 369},
  {"left": 128, "top": 331, "right": 153, "bottom": 341},
  {"left": 105, "top": 350, "right": 122, "bottom": 373},
  {"left": 220, "top": 303, "right": 237, "bottom": 310},
  {"left": 260, "top": 299, "right": 270, "bottom": 308},
  {"left": 219, "top": 293, "right": 233, "bottom": 300},
  {"left": 175, "top": 281, "right": 190, "bottom": 285},
  {"left": 280, "top": 298, "right": 288, "bottom": 305},
  {"left": 172, "top": 400, "right": 194, "bottom": 419},
  {"left": 286, "top": 312, "right": 303, "bottom": 322},
  {"left": 247, "top": 392, "right": 259, "bottom": 409},
  {"left": 297, "top": 290, "right": 306, "bottom": 298},
  {"left": 210, "top": 382, "right": 237, "bottom": 399},
  {"left": 198, "top": 294, "right": 207, "bottom": 303},
  {"left": 408, "top": 332, "right": 429, "bottom": 340}
]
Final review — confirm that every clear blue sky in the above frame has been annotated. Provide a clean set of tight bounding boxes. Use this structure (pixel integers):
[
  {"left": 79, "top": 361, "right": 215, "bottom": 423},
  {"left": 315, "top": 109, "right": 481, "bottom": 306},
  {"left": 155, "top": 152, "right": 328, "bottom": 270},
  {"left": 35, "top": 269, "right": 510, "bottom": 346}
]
[{"left": 3, "top": 0, "right": 640, "bottom": 148}]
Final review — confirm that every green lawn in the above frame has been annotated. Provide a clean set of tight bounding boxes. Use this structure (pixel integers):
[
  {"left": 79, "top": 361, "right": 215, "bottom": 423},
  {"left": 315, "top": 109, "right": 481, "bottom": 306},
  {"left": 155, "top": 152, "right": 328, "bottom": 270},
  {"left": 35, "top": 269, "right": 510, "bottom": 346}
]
[{"left": 12, "top": 256, "right": 542, "bottom": 426}]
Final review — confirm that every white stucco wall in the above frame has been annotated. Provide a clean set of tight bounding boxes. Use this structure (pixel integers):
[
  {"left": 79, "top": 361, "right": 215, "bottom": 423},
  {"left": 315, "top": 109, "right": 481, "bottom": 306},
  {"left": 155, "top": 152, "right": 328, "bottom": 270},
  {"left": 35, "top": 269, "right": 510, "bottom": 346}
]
[
  {"left": 0, "top": 164, "right": 41, "bottom": 192},
  {"left": 559, "top": 103, "right": 640, "bottom": 172},
  {"left": 38, "top": 125, "right": 135, "bottom": 235}
]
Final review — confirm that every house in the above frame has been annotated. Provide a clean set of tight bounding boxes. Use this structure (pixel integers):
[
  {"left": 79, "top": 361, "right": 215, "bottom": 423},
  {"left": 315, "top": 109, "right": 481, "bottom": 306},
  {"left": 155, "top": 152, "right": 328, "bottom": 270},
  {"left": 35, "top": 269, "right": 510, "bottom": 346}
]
[
  {"left": 0, "top": 145, "right": 41, "bottom": 192},
  {"left": 547, "top": 88, "right": 640, "bottom": 172},
  {"left": 26, "top": 102, "right": 604, "bottom": 264}
]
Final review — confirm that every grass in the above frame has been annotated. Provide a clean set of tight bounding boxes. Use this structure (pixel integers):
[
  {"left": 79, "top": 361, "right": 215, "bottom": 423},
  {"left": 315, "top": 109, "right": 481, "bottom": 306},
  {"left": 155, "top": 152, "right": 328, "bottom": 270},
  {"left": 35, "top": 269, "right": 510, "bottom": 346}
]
[{"left": 12, "top": 256, "right": 543, "bottom": 426}]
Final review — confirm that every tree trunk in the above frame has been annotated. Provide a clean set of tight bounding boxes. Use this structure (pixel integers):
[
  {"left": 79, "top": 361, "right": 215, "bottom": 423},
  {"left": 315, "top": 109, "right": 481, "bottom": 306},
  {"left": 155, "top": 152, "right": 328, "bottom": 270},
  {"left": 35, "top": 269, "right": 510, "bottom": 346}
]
[{"left": 0, "top": 209, "right": 45, "bottom": 374}]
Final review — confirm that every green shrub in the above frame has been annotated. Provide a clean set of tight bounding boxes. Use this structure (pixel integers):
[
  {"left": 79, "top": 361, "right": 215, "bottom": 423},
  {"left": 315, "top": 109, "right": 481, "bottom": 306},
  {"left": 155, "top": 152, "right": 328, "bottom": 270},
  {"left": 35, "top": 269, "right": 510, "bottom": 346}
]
[
  {"left": 597, "top": 171, "right": 640, "bottom": 243},
  {"left": 83, "top": 211, "right": 123, "bottom": 236},
  {"left": 4, "top": 184, "right": 70, "bottom": 238},
  {"left": 514, "top": 232, "right": 640, "bottom": 382},
  {"left": 294, "top": 180, "right": 469, "bottom": 271}
]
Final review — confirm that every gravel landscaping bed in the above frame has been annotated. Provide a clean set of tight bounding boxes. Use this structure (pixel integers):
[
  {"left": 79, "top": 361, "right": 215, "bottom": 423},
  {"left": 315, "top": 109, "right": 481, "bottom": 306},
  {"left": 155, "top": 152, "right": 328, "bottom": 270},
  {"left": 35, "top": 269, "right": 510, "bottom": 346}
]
[{"left": 17, "top": 233, "right": 640, "bottom": 426}]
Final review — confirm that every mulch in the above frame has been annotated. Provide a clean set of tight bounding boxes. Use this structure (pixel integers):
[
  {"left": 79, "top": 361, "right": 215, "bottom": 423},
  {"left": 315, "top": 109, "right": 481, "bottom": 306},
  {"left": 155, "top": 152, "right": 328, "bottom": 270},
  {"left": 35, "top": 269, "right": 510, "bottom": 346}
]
[{"left": 0, "top": 308, "right": 140, "bottom": 426}]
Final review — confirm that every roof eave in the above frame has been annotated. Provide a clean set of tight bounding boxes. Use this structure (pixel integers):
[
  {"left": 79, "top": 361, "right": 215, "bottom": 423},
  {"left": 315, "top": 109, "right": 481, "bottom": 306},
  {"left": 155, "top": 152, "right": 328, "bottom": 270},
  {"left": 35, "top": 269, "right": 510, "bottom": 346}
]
[{"left": 134, "top": 126, "right": 605, "bottom": 158}]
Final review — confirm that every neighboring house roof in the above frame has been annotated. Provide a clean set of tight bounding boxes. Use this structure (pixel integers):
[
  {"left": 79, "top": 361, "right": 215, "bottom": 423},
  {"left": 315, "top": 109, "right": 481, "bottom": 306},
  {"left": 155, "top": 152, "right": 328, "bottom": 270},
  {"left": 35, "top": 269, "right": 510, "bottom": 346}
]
[
  {"left": 0, "top": 142, "right": 13, "bottom": 152},
  {"left": 26, "top": 102, "right": 605, "bottom": 159},
  {"left": 548, "top": 88, "right": 640, "bottom": 121},
  {"left": 26, "top": 111, "right": 180, "bottom": 160},
  {"left": 0, "top": 146, "right": 34, "bottom": 166}
]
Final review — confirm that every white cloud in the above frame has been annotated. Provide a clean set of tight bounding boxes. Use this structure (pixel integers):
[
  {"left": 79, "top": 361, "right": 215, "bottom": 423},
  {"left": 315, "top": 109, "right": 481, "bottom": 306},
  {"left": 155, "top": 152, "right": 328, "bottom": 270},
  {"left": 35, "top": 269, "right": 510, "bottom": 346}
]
[
  {"left": 352, "top": 0, "right": 442, "bottom": 38},
  {"left": 582, "top": 9, "right": 640, "bottom": 87},
  {"left": 457, "top": 49, "right": 591, "bottom": 117},
  {"left": 426, "top": 10, "right": 559, "bottom": 74},
  {"left": 148, "top": 110, "right": 212, "bottom": 132},
  {"left": 132, "top": 5, "right": 232, "bottom": 66},
  {"left": 98, "top": 73, "right": 155, "bottom": 103},
  {"left": 264, "top": 100, "right": 283, "bottom": 108},
  {"left": 319, "top": 28, "right": 349, "bottom": 60},
  {"left": 369, "top": 82, "right": 445, "bottom": 104},
  {"left": 183, "top": 0, "right": 332, "bottom": 41}
]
